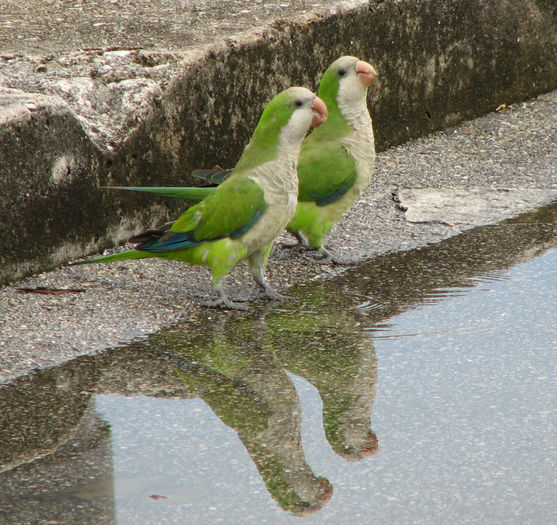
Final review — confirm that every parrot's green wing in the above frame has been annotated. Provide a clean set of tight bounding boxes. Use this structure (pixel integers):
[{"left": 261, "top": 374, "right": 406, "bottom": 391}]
[
  {"left": 188, "top": 176, "right": 265, "bottom": 241},
  {"left": 296, "top": 141, "right": 357, "bottom": 206},
  {"left": 135, "top": 176, "right": 266, "bottom": 254}
]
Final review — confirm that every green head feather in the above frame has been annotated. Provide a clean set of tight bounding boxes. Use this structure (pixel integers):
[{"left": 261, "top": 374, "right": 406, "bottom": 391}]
[
  {"left": 309, "top": 56, "right": 360, "bottom": 141},
  {"left": 233, "top": 87, "right": 312, "bottom": 174}
]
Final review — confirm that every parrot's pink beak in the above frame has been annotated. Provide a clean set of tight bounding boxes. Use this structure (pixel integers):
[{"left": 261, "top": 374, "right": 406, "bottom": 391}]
[
  {"left": 356, "top": 60, "right": 378, "bottom": 87},
  {"left": 311, "top": 96, "right": 328, "bottom": 128}
]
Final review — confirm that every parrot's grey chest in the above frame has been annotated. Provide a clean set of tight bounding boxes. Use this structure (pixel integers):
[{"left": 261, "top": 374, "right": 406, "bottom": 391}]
[
  {"left": 245, "top": 153, "right": 299, "bottom": 250},
  {"left": 341, "top": 104, "right": 376, "bottom": 193}
]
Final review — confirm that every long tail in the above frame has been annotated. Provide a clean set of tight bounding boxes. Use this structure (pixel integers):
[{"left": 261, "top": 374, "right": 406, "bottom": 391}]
[
  {"left": 102, "top": 186, "right": 214, "bottom": 201},
  {"left": 69, "top": 248, "right": 152, "bottom": 265}
]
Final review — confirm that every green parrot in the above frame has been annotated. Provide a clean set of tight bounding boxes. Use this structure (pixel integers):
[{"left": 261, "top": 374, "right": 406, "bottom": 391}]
[
  {"left": 72, "top": 87, "right": 328, "bottom": 309},
  {"left": 109, "top": 56, "right": 377, "bottom": 263},
  {"left": 285, "top": 55, "right": 377, "bottom": 262}
]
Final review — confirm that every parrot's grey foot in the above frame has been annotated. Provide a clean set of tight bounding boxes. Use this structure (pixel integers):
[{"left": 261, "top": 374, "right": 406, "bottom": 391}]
[
  {"left": 280, "top": 241, "right": 306, "bottom": 252},
  {"left": 253, "top": 276, "right": 286, "bottom": 301},
  {"left": 203, "top": 289, "right": 249, "bottom": 310},
  {"left": 313, "top": 247, "right": 336, "bottom": 264},
  {"left": 281, "top": 231, "right": 310, "bottom": 252},
  {"left": 264, "top": 287, "right": 287, "bottom": 301},
  {"left": 313, "top": 247, "right": 353, "bottom": 265},
  {"left": 203, "top": 297, "right": 249, "bottom": 311}
]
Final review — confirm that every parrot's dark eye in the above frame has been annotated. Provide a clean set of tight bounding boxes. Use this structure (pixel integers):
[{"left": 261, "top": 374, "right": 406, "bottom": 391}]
[
  {"left": 294, "top": 100, "right": 303, "bottom": 107},
  {"left": 338, "top": 69, "right": 347, "bottom": 77}
]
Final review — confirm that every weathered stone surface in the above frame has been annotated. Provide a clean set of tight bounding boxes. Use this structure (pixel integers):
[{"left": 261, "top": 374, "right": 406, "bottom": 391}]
[
  {"left": 397, "top": 188, "right": 557, "bottom": 225},
  {"left": 1, "top": 0, "right": 556, "bottom": 284},
  {"left": 0, "top": 90, "right": 102, "bottom": 280}
]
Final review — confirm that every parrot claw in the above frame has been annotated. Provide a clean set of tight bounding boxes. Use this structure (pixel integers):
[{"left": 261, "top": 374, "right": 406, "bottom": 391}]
[
  {"left": 281, "top": 231, "right": 311, "bottom": 252},
  {"left": 202, "top": 297, "right": 249, "bottom": 311},
  {"left": 313, "top": 247, "right": 335, "bottom": 264},
  {"left": 252, "top": 275, "right": 287, "bottom": 301},
  {"left": 264, "top": 288, "right": 287, "bottom": 301},
  {"left": 313, "top": 247, "right": 353, "bottom": 265},
  {"left": 280, "top": 241, "right": 306, "bottom": 252},
  {"left": 203, "top": 288, "right": 249, "bottom": 310}
]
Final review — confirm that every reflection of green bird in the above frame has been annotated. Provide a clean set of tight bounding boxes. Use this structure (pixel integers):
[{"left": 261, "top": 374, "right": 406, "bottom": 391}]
[
  {"left": 72, "top": 88, "right": 327, "bottom": 309},
  {"left": 159, "top": 315, "right": 332, "bottom": 515},
  {"left": 267, "top": 286, "right": 379, "bottom": 460},
  {"left": 175, "top": 359, "right": 269, "bottom": 435},
  {"left": 109, "top": 56, "right": 377, "bottom": 263}
]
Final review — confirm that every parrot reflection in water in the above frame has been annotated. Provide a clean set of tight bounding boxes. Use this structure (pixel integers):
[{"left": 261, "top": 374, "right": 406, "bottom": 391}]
[{"left": 159, "top": 290, "right": 378, "bottom": 513}]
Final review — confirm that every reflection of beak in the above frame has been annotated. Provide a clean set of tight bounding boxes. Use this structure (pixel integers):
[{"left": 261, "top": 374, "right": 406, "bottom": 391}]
[
  {"left": 360, "top": 430, "right": 380, "bottom": 458},
  {"left": 311, "top": 96, "right": 328, "bottom": 128},
  {"left": 316, "top": 476, "right": 333, "bottom": 505},
  {"left": 338, "top": 430, "right": 379, "bottom": 461},
  {"left": 356, "top": 60, "right": 378, "bottom": 87}
]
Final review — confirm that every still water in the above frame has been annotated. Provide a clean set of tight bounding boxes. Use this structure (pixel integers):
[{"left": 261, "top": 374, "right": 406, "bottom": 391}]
[{"left": 1, "top": 203, "right": 555, "bottom": 524}]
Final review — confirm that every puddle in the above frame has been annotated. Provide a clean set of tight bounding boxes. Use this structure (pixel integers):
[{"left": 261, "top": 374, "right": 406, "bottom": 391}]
[{"left": 1, "top": 202, "right": 555, "bottom": 524}]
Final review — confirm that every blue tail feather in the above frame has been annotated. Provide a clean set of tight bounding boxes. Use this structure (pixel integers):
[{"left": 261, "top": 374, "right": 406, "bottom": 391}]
[{"left": 138, "top": 232, "right": 203, "bottom": 252}]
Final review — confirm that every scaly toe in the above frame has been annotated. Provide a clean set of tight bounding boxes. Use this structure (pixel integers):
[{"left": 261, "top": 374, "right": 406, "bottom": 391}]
[
  {"left": 280, "top": 241, "right": 307, "bottom": 252},
  {"left": 202, "top": 297, "right": 249, "bottom": 311}
]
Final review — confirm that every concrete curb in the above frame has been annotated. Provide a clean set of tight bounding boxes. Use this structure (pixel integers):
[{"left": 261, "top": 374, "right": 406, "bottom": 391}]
[{"left": 1, "top": 0, "right": 556, "bottom": 284}]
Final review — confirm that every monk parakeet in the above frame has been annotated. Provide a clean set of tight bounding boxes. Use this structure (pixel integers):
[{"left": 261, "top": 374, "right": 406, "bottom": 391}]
[
  {"left": 285, "top": 55, "right": 377, "bottom": 262},
  {"left": 109, "top": 56, "right": 377, "bottom": 263},
  {"left": 72, "top": 87, "right": 328, "bottom": 309}
]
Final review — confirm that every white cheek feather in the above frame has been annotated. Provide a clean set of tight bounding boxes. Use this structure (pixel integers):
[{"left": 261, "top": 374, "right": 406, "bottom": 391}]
[
  {"left": 281, "top": 106, "right": 314, "bottom": 146},
  {"left": 338, "top": 73, "right": 368, "bottom": 106}
]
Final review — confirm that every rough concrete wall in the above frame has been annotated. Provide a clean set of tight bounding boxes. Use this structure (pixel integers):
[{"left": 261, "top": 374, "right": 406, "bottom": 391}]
[
  {"left": 1, "top": 0, "right": 556, "bottom": 284},
  {"left": 0, "top": 92, "right": 103, "bottom": 282},
  {"left": 368, "top": 0, "right": 557, "bottom": 146}
]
